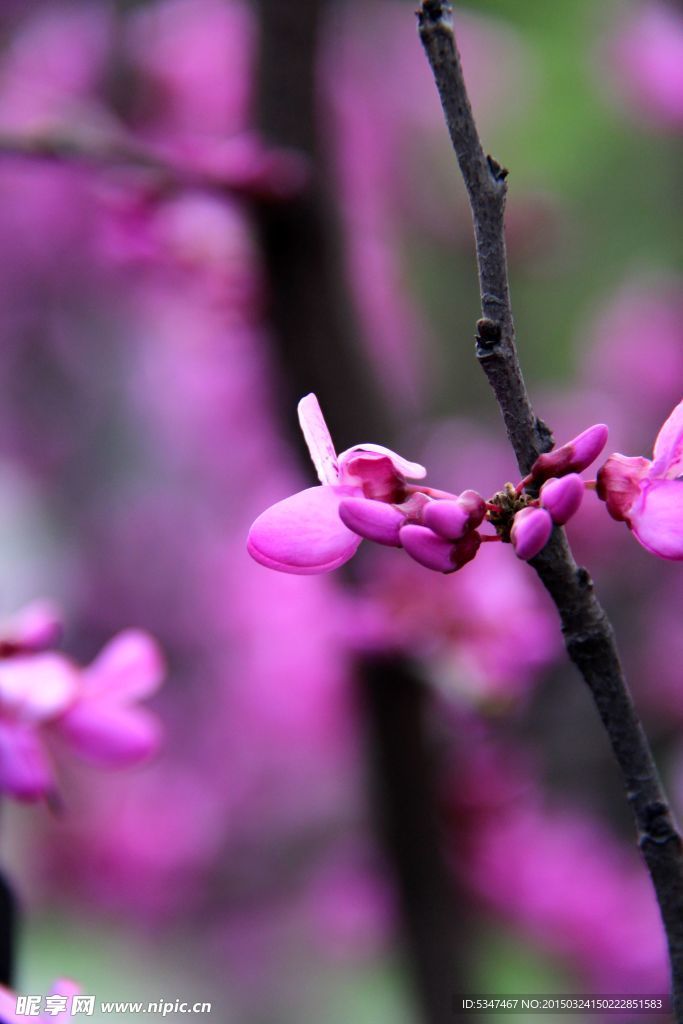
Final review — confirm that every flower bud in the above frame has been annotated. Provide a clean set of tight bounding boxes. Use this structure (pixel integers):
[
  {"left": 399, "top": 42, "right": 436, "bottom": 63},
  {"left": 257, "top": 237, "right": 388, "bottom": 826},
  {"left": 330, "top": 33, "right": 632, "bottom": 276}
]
[
  {"left": 423, "top": 489, "right": 486, "bottom": 540},
  {"left": 338, "top": 497, "right": 404, "bottom": 547},
  {"left": 399, "top": 525, "right": 481, "bottom": 573},
  {"left": 539, "top": 473, "right": 584, "bottom": 525},
  {"left": 399, "top": 525, "right": 458, "bottom": 572},
  {"left": 423, "top": 500, "right": 469, "bottom": 540},
  {"left": 510, "top": 507, "right": 553, "bottom": 560},
  {"left": 457, "top": 489, "right": 487, "bottom": 527},
  {"left": 525, "top": 424, "right": 608, "bottom": 486}
]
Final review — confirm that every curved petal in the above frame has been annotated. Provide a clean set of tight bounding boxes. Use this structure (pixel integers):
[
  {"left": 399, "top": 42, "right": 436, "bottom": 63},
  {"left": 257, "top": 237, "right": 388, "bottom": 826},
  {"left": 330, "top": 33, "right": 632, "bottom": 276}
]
[
  {"left": 2, "top": 599, "right": 63, "bottom": 652},
  {"left": 630, "top": 479, "right": 683, "bottom": 559},
  {"left": 0, "top": 654, "right": 78, "bottom": 723},
  {"left": 0, "top": 721, "right": 55, "bottom": 801},
  {"left": 338, "top": 443, "right": 426, "bottom": 480},
  {"left": 652, "top": 398, "right": 683, "bottom": 476},
  {"left": 297, "top": 393, "right": 339, "bottom": 485},
  {"left": 82, "top": 630, "right": 165, "bottom": 701},
  {"left": 247, "top": 485, "right": 362, "bottom": 574},
  {"left": 56, "top": 701, "right": 162, "bottom": 767}
]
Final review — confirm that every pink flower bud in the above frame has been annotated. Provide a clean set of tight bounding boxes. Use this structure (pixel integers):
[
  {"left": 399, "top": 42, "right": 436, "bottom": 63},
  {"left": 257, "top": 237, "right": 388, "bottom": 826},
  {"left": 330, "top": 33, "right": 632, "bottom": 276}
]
[
  {"left": 423, "top": 500, "right": 469, "bottom": 540},
  {"left": 423, "top": 489, "right": 486, "bottom": 540},
  {"left": 457, "top": 489, "right": 487, "bottom": 527},
  {"left": 452, "top": 529, "right": 482, "bottom": 570},
  {"left": 399, "top": 525, "right": 458, "bottom": 573},
  {"left": 338, "top": 497, "right": 404, "bottom": 547},
  {"left": 510, "top": 507, "right": 553, "bottom": 560},
  {"left": 539, "top": 473, "right": 584, "bottom": 525},
  {"left": 526, "top": 424, "right": 608, "bottom": 486},
  {"left": 399, "top": 525, "right": 481, "bottom": 573}
]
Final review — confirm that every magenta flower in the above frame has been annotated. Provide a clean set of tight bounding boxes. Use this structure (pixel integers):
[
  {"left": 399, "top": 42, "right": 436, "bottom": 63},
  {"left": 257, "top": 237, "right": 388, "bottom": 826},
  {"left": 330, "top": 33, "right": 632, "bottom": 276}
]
[
  {"left": 0, "top": 608, "right": 165, "bottom": 802},
  {"left": 247, "top": 393, "right": 426, "bottom": 574},
  {"left": 55, "top": 630, "right": 165, "bottom": 768},
  {"left": 597, "top": 399, "right": 683, "bottom": 559}
]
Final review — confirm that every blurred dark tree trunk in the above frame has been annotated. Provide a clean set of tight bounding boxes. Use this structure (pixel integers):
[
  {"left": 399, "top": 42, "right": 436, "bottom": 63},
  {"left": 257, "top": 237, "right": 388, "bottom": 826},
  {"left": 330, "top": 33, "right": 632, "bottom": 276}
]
[
  {"left": 0, "top": 871, "right": 16, "bottom": 986},
  {"left": 256, "top": 3, "right": 460, "bottom": 1022}
]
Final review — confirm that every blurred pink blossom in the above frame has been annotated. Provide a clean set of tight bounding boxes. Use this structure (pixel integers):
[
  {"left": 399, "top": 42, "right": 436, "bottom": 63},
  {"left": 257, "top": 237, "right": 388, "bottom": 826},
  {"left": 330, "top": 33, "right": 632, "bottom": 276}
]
[
  {"left": 607, "top": 0, "right": 683, "bottom": 130},
  {"left": 0, "top": 610, "right": 164, "bottom": 802},
  {"left": 445, "top": 734, "right": 668, "bottom": 992}
]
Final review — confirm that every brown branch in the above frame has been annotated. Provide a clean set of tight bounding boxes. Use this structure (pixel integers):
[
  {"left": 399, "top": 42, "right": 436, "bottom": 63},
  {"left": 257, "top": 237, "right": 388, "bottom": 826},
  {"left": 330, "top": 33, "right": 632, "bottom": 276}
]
[
  {"left": 418, "top": 1, "right": 683, "bottom": 1018},
  {"left": 0, "top": 131, "right": 299, "bottom": 204}
]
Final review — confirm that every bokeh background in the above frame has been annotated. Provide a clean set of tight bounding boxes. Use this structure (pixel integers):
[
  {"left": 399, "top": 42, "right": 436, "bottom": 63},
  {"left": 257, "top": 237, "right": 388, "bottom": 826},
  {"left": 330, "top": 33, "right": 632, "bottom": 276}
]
[{"left": 0, "top": 0, "right": 682, "bottom": 1021}]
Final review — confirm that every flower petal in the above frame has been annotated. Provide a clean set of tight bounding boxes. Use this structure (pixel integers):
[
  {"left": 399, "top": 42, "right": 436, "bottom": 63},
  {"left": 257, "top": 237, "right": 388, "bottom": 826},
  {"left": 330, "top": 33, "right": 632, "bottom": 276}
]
[
  {"left": 0, "top": 655, "right": 78, "bottom": 723},
  {"left": 56, "top": 702, "right": 162, "bottom": 767},
  {"left": 297, "top": 393, "right": 339, "bottom": 485},
  {"left": 1, "top": 599, "right": 63, "bottom": 652},
  {"left": 247, "top": 485, "right": 362, "bottom": 574},
  {"left": 629, "top": 479, "right": 683, "bottom": 559},
  {"left": 81, "top": 630, "right": 165, "bottom": 701},
  {"left": 0, "top": 721, "right": 55, "bottom": 801},
  {"left": 652, "top": 398, "right": 683, "bottom": 476},
  {"left": 338, "top": 443, "right": 426, "bottom": 481}
]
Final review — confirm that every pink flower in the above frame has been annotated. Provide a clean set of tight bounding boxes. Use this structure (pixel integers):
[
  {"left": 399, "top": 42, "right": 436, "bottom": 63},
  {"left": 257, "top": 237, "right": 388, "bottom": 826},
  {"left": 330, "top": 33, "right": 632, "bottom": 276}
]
[
  {"left": 597, "top": 399, "right": 683, "bottom": 559},
  {"left": 607, "top": 1, "right": 683, "bottom": 131},
  {"left": 247, "top": 394, "right": 426, "bottom": 574},
  {"left": 0, "top": 979, "right": 80, "bottom": 1022},
  {"left": 55, "top": 630, "right": 165, "bottom": 768},
  {"left": 0, "top": 608, "right": 165, "bottom": 801}
]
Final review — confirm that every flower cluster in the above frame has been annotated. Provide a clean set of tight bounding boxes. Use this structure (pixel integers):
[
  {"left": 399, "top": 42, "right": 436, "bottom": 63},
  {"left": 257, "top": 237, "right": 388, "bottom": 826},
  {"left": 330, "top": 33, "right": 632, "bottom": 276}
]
[
  {"left": 247, "top": 394, "right": 609, "bottom": 575},
  {"left": 0, "top": 602, "right": 165, "bottom": 802}
]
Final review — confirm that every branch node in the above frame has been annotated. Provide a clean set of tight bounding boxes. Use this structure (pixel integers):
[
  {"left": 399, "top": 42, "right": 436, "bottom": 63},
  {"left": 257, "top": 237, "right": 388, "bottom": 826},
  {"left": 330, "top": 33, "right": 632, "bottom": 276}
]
[
  {"left": 487, "top": 154, "right": 509, "bottom": 182},
  {"left": 417, "top": 0, "right": 453, "bottom": 30}
]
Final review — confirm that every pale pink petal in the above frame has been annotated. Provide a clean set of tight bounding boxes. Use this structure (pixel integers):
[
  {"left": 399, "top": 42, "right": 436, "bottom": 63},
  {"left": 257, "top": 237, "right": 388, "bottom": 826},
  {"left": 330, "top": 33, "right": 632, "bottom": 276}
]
[
  {"left": 0, "top": 985, "right": 20, "bottom": 1023},
  {"left": 56, "top": 701, "right": 162, "bottom": 767},
  {"left": 630, "top": 479, "right": 683, "bottom": 560},
  {"left": 0, "top": 655, "right": 78, "bottom": 722},
  {"left": 338, "top": 442, "right": 426, "bottom": 480},
  {"left": 81, "top": 630, "right": 165, "bottom": 701},
  {"left": 652, "top": 398, "right": 683, "bottom": 476},
  {"left": 0, "top": 721, "right": 55, "bottom": 801},
  {"left": 297, "top": 393, "right": 339, "bottom": 485},
  {"left": 247, "top": 485, "right": 362, "bottom": 574},
  {"left": 2, "top": 599, "right": 63, "bottom": 652},
  {"left": 45, "top": 979, "right": 81, "bottom": 1021}
]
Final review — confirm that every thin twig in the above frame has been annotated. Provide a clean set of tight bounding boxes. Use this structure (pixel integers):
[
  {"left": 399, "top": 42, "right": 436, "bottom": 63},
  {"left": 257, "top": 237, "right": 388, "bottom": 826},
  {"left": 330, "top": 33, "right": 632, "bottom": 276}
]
[
  {"left": 418, "top": 1, "right": 683, "bottom": 1017},
  {"left": 0, "top": 131, "right": 301, "bottom": 203}
]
